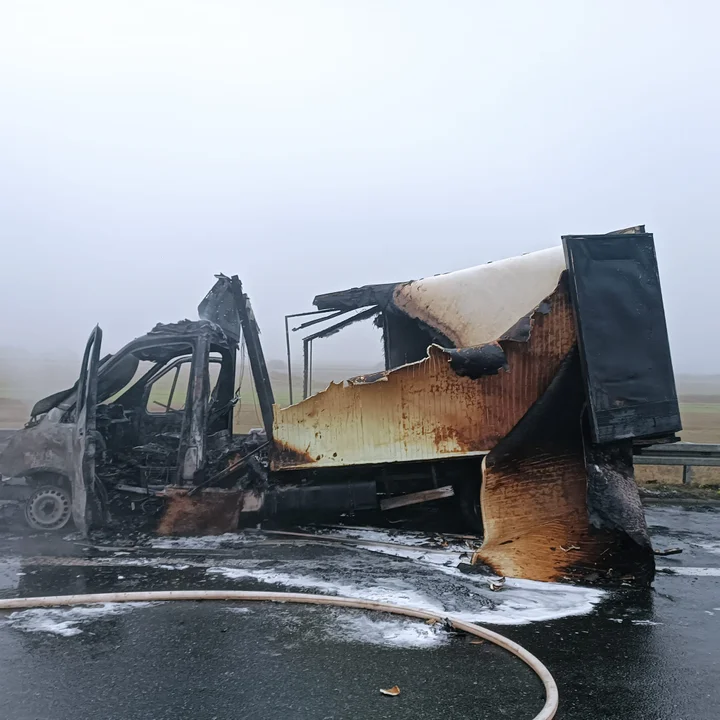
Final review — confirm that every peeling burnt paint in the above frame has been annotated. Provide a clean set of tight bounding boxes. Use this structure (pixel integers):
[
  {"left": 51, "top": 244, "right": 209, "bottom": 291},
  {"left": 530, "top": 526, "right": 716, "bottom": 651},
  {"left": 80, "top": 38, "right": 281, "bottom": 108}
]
[
  {"left": 391, "top": 246, "right": 567, "bottom": 347},
  {"left": 270, "top": 439, "right": 316, "bottom": 467},
  {"left": 271, "top": 280, "right": 575, "bottom": 471}
]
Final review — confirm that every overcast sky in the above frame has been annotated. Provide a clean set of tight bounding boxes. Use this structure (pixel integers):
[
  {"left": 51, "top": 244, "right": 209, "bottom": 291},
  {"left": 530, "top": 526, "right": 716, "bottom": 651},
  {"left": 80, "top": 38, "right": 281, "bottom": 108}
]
[{"left": 1, "top": 1, "right": 718, "bottom": 373}]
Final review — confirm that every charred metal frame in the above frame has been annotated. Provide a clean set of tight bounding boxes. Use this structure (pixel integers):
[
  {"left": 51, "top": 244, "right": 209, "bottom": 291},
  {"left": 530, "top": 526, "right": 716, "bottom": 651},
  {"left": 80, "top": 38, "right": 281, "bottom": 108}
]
[
  {"left": 71, "top": 325, "right": 103, "bottom": 534},
  {"left": 284, "top": 307, "right": 384, "bottom": 402},
  {"left": 227, "top": 276, "right": 275, "bottom": 438},
  {"left": 300, "top": 306, "right": 380, "bottom": 399},
  {"left": 283, "top": 309, "right": 341, "bottom": 405}
]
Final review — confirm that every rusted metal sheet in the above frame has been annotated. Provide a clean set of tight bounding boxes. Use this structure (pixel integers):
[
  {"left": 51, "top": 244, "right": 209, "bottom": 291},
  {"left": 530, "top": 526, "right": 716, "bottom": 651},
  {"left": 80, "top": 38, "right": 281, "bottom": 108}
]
[
  {"left": 271, "top": 278, "right": 575, "bottom": 471},
  {"left": 475, "top": 351, "right": 655, "bottom": 585}
]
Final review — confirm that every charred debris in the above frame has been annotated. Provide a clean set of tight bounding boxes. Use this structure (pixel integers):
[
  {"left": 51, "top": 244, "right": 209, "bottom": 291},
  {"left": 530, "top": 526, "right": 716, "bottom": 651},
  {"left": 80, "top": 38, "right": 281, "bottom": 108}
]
[{"left": 0, "top": 228, "right": 681, "bottom": 587}]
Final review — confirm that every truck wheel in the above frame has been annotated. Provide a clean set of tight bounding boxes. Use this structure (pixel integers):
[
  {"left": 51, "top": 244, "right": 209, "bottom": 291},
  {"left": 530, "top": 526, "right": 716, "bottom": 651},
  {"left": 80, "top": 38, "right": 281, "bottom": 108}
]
[{"left": 25, "top": 485, "right": 72, "bottom": 531}]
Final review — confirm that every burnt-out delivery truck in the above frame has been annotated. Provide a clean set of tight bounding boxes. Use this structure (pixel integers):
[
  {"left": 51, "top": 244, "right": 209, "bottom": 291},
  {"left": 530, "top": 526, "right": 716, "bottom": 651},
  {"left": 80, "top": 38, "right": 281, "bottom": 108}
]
[{"left": 0, "top": 227, "right": 681, "bottom": 586}]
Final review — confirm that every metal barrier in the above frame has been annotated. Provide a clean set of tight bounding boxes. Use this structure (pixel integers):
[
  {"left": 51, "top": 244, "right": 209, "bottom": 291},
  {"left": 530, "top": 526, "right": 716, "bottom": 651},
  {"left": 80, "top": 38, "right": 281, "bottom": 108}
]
[{"left": 635, "top": 442, "right": 720, "bottom": 484}]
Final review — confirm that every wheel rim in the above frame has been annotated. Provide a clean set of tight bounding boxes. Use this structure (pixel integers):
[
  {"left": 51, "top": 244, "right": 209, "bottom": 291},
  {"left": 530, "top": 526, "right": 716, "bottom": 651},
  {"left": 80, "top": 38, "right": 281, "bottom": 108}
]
[{"left": 25, "top": 486, "right": 72, "bottom": 531}]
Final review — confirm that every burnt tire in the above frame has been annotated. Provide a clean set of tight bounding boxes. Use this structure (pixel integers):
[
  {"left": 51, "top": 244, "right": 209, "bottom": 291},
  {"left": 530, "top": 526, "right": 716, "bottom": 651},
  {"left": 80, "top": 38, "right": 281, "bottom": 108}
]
[
  {"left": 455, "top": 478, "right": 484, "bottom": 535},
  {"left": 25, "top": 485, "right": 72, "bottom": 531}
]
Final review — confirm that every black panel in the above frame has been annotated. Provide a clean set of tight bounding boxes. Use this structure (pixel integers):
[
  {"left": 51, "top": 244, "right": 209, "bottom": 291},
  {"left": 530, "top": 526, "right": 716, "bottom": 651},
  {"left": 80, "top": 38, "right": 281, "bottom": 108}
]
[
  {"left": 313, "top": 282, "right": 398, "bottom": 311},
  {"left": 562, "top": 233, "right": 681, "bottom": 443},
  {"left": 264, "top": 480, "right": 378, "bottom": 517},
  {"left": 383, "top": 309, "right": 438, "bottom": 369},
  {"left": 446, "top": 344, "right": 508, "bottom": 379}
]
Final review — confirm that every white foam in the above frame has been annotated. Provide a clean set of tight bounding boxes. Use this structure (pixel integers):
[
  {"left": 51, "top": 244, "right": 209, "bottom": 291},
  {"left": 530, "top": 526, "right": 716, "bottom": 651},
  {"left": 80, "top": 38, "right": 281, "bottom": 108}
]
[
  {"left": 131, "top": 524, "right": 599, "bottom": 629},
  {"left": 692, "top": 541, "right": 720, "bottom": 556},
  {"left": 355, "top": 543, "right": 466, "bottom": 567},
  {"left": 314, "top": 526, "right": 473, "bottom": 555},
  {"left": 151, "top": 533, "right": 255, "bottom": 550},
  {"left": 4, "top": 602, "right": 156, "bottom": 637},
  {"left": 329, "top": 613, "right": 449, "bottom": 648},
  {"left": 207, "top": 566, "right": 435, "bottom": 610},
  {"left": 98, "top": 558, "right": 157, "bottom": 567},
  {"left": 206, "top": 562, "right": 604, "bottom": 626},
  {"left": 471, "top": 576, "right": 604, "bottom": 624},
  {"left": 658, "top": 567, "right": 720, "bottom": 576},
  {"left": 310, "top": 527, "right": 469, "bottom": 549},
  {"left": 0, "top": 558, "right": 22, "bottom": 592}
]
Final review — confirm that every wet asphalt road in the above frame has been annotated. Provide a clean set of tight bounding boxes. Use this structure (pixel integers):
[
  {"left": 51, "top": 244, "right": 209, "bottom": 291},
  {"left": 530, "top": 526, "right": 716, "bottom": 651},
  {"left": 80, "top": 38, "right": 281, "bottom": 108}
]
[{"left": 0, "top": 504, "right": 718, "bottom": 720}]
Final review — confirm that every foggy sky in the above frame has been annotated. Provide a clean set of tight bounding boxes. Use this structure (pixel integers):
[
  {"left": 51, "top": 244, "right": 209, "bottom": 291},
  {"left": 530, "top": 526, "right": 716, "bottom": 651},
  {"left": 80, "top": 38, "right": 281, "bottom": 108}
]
[{"left": 1, "top": 1, "right": 719, "bottom": 373}]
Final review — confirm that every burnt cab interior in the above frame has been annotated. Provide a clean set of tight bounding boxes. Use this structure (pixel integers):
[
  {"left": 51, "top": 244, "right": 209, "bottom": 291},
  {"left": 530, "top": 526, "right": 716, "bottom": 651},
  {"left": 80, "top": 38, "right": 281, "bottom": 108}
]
[{"left": 88, "top": 322, "right": 238, "bottom": 490}]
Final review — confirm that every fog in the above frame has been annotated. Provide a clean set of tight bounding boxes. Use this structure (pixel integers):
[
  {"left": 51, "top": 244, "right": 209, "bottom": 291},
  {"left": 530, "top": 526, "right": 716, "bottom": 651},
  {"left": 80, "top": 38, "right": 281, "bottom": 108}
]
[{"left": 1, "top": 1, "right": 719, "bottom": 372}]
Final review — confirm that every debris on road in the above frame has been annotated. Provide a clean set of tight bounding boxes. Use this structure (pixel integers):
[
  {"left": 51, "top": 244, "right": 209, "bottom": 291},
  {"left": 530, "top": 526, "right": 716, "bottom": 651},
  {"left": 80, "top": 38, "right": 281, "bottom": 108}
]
[
  {"left": 489, "top": 577, "right": 506, "bottom": 592},
  {"left": 380, "top": 686, "right": 401, "bottom": 697},
  {"left": 653, "top": 547, "right": 683, "bottom": 556}
]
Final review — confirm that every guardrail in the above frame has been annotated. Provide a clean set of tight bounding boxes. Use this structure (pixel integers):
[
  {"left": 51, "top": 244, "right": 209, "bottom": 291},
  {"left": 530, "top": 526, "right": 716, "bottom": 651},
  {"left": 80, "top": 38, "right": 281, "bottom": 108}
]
[{"left": 635, "top": 442, "right": 720, "bottom": 484}]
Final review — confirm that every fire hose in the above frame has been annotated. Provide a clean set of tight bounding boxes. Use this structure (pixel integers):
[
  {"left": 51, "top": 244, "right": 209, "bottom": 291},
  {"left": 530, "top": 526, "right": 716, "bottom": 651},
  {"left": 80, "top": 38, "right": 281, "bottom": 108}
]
[{"left": 0, "top": 590, "right": 558, "bottom": 719}]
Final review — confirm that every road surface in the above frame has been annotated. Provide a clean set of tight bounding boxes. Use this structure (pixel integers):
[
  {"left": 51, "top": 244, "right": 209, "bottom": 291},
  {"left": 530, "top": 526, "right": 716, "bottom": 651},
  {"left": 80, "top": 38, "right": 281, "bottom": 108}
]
[{"left": 0, "top": 504, "right": 717, "bottom": 719}]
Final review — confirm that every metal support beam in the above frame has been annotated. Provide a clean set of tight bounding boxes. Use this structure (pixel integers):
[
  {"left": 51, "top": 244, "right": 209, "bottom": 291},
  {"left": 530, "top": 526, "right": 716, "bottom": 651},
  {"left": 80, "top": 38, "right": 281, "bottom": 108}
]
[
  {"left": 300, "top": 307, "right": 379, "bottom": 400},
  {"left": 284, "top": 309, "right": 340, "bottom": 407},
  {"left": 682, "top": 465, "right": 694, "bottom": 485},
  {"left": 285, "top": 314, "right": 293, "bottom": 406},
  {"left": 380, "top": 486, "right": 455, "bottom": 511},
  {"left": 230, "top": 276, "right": 275, "bottom": 438}
]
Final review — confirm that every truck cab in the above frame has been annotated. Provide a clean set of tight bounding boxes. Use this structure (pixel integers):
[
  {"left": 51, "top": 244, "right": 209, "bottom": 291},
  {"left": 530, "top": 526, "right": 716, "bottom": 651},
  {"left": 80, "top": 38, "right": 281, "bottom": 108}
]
[{"left": 0, "top": 279, "right": 265, "bottom": 534}]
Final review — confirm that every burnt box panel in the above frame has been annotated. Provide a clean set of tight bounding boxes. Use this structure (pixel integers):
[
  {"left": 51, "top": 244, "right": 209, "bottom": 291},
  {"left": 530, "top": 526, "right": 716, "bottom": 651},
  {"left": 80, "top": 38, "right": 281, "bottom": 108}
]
[{"left": 562, "top": 233, "right": 681, "bottom": 443}]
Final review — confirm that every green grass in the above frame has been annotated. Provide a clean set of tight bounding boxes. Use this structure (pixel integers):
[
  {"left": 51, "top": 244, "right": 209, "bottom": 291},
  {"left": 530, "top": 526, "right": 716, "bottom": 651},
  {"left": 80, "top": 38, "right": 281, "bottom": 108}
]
[{"left": 680, "top": 402, "right": 720, "bottom": 415}]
